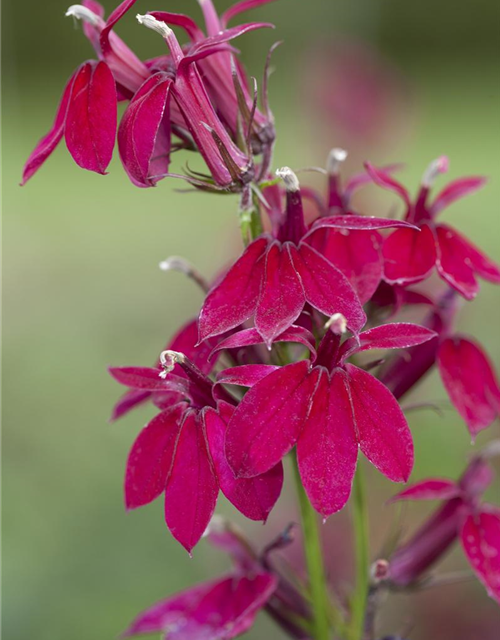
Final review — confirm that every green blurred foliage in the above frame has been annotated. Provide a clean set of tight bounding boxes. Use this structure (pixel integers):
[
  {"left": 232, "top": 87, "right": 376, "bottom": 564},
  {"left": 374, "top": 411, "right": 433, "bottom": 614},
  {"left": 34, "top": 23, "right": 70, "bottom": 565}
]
[{"left": 2, "top": 1, "right": 500, "bottom": 639}]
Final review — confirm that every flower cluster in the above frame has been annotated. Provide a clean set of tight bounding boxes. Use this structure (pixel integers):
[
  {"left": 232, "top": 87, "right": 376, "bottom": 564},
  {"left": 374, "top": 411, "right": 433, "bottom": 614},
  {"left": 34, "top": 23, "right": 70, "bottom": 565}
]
[{"left": 25, "top": 1, "right": 500, "bottom": 638}]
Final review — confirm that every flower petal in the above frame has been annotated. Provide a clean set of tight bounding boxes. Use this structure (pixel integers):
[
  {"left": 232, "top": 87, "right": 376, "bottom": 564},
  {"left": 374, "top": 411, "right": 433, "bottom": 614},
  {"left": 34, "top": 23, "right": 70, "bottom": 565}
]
[
  {"left": 310, "top": 214, "right": 416, "bottom": 232},
  {"left": 100, "top": 0, "right": 138, "bottom": 53},
  {"left": 109, "top": 366, "right": 187, "bottom": 392},
  {"left": 292, "top": 243, "right": 366, "bottom": 333},
  {"left": 389, "top": 479, "right": 460, "bottom": 503},
  {"left": 110, "top": 388, "right": 152, "bottom": 421},
  {"left": 435, "top": 224, "right": 479, "bottom": 299},
  {"left": 64, "top": 61, "right": 117, "bottom": 174},
  {"left": 364, "top": 162, "right": 411, "bottom": 207},
  {"left": 226, "top": 361, "right": 315, "bottom": 478},
  {"left": 382, "top": 224, "right": 437, "bottom": 285},
  {"left": 297, "top": 368, "right": 358, "bottom": 517},
  {"left": 345, "top": 364, "right": 414, "bottom": 482},
  {"left": 437, "top": 337, "right": 500, "bottom": 436},
  {"left": 204, "top": 405, "right": 283, "bottom": 522},
  {"left": 255, "top": 242, "right": 306, "bottom": 346},
  {"left": 148, "top": 11, "right": 204, "bottom": 41},
  {"left": 21, "top": 69, "right": 77, "bottom": 184},
  {"left": 125, "top": 406, "right": 184, "bottom": 510},
  {"left": 164, "top": 411, "right": 219, "bottom": 553},
  {"left": 460, "top": 508, "right": 500, "bottom": 604},
  {"left": 198, "top": 238, "right": 268, "bottom": 341},
  {"left": 216, "top": 364, "right": 280, "bottom": 388},
  {"left": 118, "top": 72, "right": 172, "bottom": 187},
  {"left": 307, "top": 229, "right": 383, "bottom": 304},
  {"left": 431, "top": 176, "right": 487, "bottom": 216},
  {"left": 221, "top": 0, "right": 279, "bottom": 28}
]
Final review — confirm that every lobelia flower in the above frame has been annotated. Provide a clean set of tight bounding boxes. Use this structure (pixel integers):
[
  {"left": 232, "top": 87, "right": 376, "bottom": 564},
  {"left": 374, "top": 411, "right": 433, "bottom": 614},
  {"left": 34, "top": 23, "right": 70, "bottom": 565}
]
[
  {"left": 121, "top": 518, "right": 278, "bottom": 640},
  {"left": 198, "top": 166, "right": 415, "bottom": 347},
  {"left": 21, "top": 0, "right": 151, "bottom": 184},
  {"left": 387, "top": 445, "right": 500, "bottom": 603},
  {"left": 366, "top": 157, "right": 500, "bottom": 299},
  {"left": 109, "top": 339, "right": 283, "bottom": 553},
  {"left": 222, "top": 319, "right": 437, "bottom": 517}
]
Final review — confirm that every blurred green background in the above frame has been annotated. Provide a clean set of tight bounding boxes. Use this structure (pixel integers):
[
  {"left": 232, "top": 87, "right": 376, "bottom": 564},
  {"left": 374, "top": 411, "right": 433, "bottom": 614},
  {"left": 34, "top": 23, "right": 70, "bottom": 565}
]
[{"left": 2, "top": 0, "right": 500, "bottom": 638}]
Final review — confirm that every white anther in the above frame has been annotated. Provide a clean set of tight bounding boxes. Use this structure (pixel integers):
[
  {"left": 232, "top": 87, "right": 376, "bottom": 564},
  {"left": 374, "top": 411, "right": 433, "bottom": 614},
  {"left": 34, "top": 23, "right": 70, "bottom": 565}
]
[
  {"left": 326, "top": 148, "right": 348, "bottom": 175},
  {"left": 65, "top": 5, "right": 101, "bottom": 26},
  {"left": 159, "top": 256, "right": 186, "bottom": 272},
  {"left": 136, "top": 13, "right": 173, "bottom": 39},
  {"left": 324, "top": 313, "right": 347, "bottom": 334},
  {"left": 276, "top": 166, "right": 300, "bottom": 192},
  {"left": 203, "top": 514, "right": 226, "bottom": 538},
  {"left": 421, "top": 156, "right": 449, "bottom": 188},
  {"left": 158, "top": 350, "right": 185, "bottom": 378}
]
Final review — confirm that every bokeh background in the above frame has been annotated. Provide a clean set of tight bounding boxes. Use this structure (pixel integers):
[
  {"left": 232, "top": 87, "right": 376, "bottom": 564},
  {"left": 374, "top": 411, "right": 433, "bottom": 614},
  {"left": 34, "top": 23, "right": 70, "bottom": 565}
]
[{"left": 2, "top": 0, "right": 500, "bottom": 638}]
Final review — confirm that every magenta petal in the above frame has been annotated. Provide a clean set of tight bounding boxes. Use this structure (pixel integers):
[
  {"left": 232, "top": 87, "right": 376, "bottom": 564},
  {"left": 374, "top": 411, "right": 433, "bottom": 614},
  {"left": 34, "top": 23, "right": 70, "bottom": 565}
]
[
  {"left": 123, "top": 572, "right": 276, "bottom": 639},
  {"left": 21, "top": 69, "right": 77, "bottom": 184},
  {"left": 389, "top": 479, "right": 460, "bottom": 503},
  {"left": 109, "top": 366, "right": 187, "bottom": 392},
  {"left": 435, "top": 224, "right": 479, "bottom": 299},
  {"left": 364, "top": 162, "right": 411, "bottom": 207},
  {"left": 451, "top": 229, "right": 500, "bottom": 284},
  {"left": 460, "top": 508, "right": 500, "bottom": 604},
  {"left": 255, "top": 243, "right": 306, "bottom": 346},
  {"left": 382, "top": 224, "right": 437, "bottom": 285},
  {"left": 437, "top": 337, "right": 500, "bottom": 436},
  {"left": 340, "top": 322, "right": 437, "bottom": 362},
  {"left": 198, "top": 238, "right": 268, "bottom": 341},
  {"left": 431, "top": 176, "right": 487, "bottom": 216},
  {"left": 216, "top": 364, "right": 280, "bottom": 388},
  {"left": 297, "top": 368, "right": 358, "bottom": 517},
  {"left": 100, "top": 0, "right": 138, "bottom": 53},
  {"left": 110, "top": 388, "right": 152, "bottom": 421},
  {"left": 189, "top": 23, "right": 275, "bottom": 57},
  {"left": 293, "top": 243, "right": 366, "bottom": 333},
  {"left": 148, "top": 11, "right": 204, "bottom": 41},
  {"left": 343, "top": 163, "right": 403, "bottom": 203},
  {"left": 308, "top": 229, "right": 383, "bottom": 304},
  {"left": 164, "top": 411, "right": 219, "bottom": 553},
  {"left": 118, "top": 72, "right": 172, "bottom": 187},
  {"left": 64, "top": 61, "right": 117, "bottom": 174},
  {"left": 204, "top": 405, "right": 283, "bottom": 522},
  {"left": 125, "top": 407, "right": 184, "bottom": 510},
  {"left": 221, "top": 0, "right": 278, "bottom": 27},
  {"left": 226, "top": 361, "right": 315, "bottom": 478},
  {"left": 168, "top": 319, "right": 217, "bottom": 375},
  {"left": 310, "top": 214, "right": 416, "bottom": 232},
  {"left": 345, "top": 364, "right": 414, "bottom": 482}
]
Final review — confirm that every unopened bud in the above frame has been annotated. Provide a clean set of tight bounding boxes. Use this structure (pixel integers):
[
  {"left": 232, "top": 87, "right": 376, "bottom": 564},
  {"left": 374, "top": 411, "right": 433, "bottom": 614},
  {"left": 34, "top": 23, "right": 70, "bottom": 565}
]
[
  {"left": 276, "top": 166, "right": 300, "bottom": 192},
  {"left": 159, "top": 350, "right": 185, "bottom": 378},
  {"left": 421, "top": 156, "right": 449, "bottom": 188},
  {"left": 324, "top": 313, "right": 347, "bottom": 334},
  {"left": 327, "top": 147, "right": 348, "bottom": 176}
]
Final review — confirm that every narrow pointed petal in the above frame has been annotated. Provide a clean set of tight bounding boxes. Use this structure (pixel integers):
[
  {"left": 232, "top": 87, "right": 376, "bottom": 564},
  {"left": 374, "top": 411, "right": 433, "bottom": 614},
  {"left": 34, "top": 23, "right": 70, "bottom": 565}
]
[
  {"left": 198, "top": 238, "right": 268, "bottom": 341},
  {"left": 431, "top": 176, "right": 487, "bottom": 216},
  {"left": 216, "top": 364, "right": 280, "bottom": 388},
  {"left": 309, "top": 214, "right": 416, "bottom": 232},
  {"left": 100, "top": 0, "right": 138, "bottom": 52},
  {"left": 340, "top": 322, "right": 437, "bottom": 362},
  {"left": 204, "top": 405, "right": 283, "bottom": 522},
  {"left": 148, "top": 11, "right": 204, "bottom": 41},
  {"left": 226, "top": 361, "right": 315, "bottom": 478},
  {"left": 389, "top": 479, "right": 460, "bottom": 503},
  {"left": 293, "top": 243, "right": 366, "bottom": 333},
  {"left": 221, "top": 0, "right": 279, "bottom": 28},
  {"left": 445, "top": 227, "right": 500, "bottom": 284},
  {"left": 255, "top": 243, "right": 306, "bottom": 346},
  {"left": 110, "top": 388, "right": 152, "bottom": 421},
  {"left": 460, "top": 508, "right": 500, "bottom": 604},
  {"left": 210, "top": 325, "right": 316, "bottom": 361},
  {"left": 437, "top": 337, "right": 500, "bottom": 436},
  {"left": 21, "top": 69, "right": 77, "bottom": 184},
  {"left": 64, "top": 61, "right": 117, "bottom": 174},
  {"left": 125, "top": 406, "right": 184, "bottom": 510},
  {"left": 188, "top": 23, "right": 275, "bottom": 57},
  {"left": 122, "top": 572, "right": 276, "bottom": 639},
  {"left": 364, "top": 162, "right": 411, "bottom": 207},
  {"left": 345, "top": 364, "right": 414, "bottom": 482},
  {"left": 435, "top": 224, "right": 478, "bottom": 299},
  {"left": 382, "top": 224, "right": 437, "bottom": 285},
  {"left": 343, "top": 163, "right": 403, "bottom": 204},
  {"left": 118, "top": 73, "right": 172, "bottom": 187},
  {"left": 307, "top": 229, "right": 383, "bottom": 304},
  {"left": 109, "top": 366, "right": 187, "bottom": 392},
  {"left": 164, "top": 411, "right": 219, "bottom": 553},
  {"left": 297, "top": 368, "right": 358, "bottom": 517}
]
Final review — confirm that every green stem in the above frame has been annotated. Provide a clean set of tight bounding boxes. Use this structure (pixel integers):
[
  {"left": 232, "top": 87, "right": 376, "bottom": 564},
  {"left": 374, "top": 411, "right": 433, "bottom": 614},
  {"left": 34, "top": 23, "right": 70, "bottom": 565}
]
[
  {"left": 350, "top": 464, "right": 370, "bottom": 640},
  {"left": 291, "top": 454, "right": 331, "bottom": 640}
]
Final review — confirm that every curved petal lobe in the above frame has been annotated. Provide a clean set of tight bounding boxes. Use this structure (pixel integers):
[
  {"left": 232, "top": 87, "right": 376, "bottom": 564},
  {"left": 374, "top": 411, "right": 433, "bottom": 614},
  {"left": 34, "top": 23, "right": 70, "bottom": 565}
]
[{"left": 382, "top": 225, "right": 436, "bottom": 285}]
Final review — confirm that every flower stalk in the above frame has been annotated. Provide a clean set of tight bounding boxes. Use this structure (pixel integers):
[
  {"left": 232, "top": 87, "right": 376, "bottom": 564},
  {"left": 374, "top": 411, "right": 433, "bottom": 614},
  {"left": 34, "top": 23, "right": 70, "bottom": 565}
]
[{"left": 349, "top": 464, "right": 370, "bottom": 640}]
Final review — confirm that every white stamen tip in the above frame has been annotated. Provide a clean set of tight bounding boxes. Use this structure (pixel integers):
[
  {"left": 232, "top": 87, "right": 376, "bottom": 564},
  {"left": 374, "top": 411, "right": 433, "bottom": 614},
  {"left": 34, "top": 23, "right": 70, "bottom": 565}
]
[
  {"left": 203, "top": 514, "right": 226, "bottom": 538},
  {"left": 327, "top": 148, "right": 348, "bottom": 175},
  {"left": 421, "top": 155, "right": 449, "bottom": 188},
  {"left": 65, "top": 4, "right": 101, "bottom": 26},
  {"left": 324, "top": 313, "right": 347, "bottom": 334},
  {"left": 276, "top": 166, "right": 299, "bottom": 192},
  {"left": 159, "top": 256, "right": 184, "bottom": 272},
  {"left": 159, "top": 350, "right": 185, "bottom": 377},
  {"left": 136, "top": 13, "right": 173, "bottom": 38}
]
